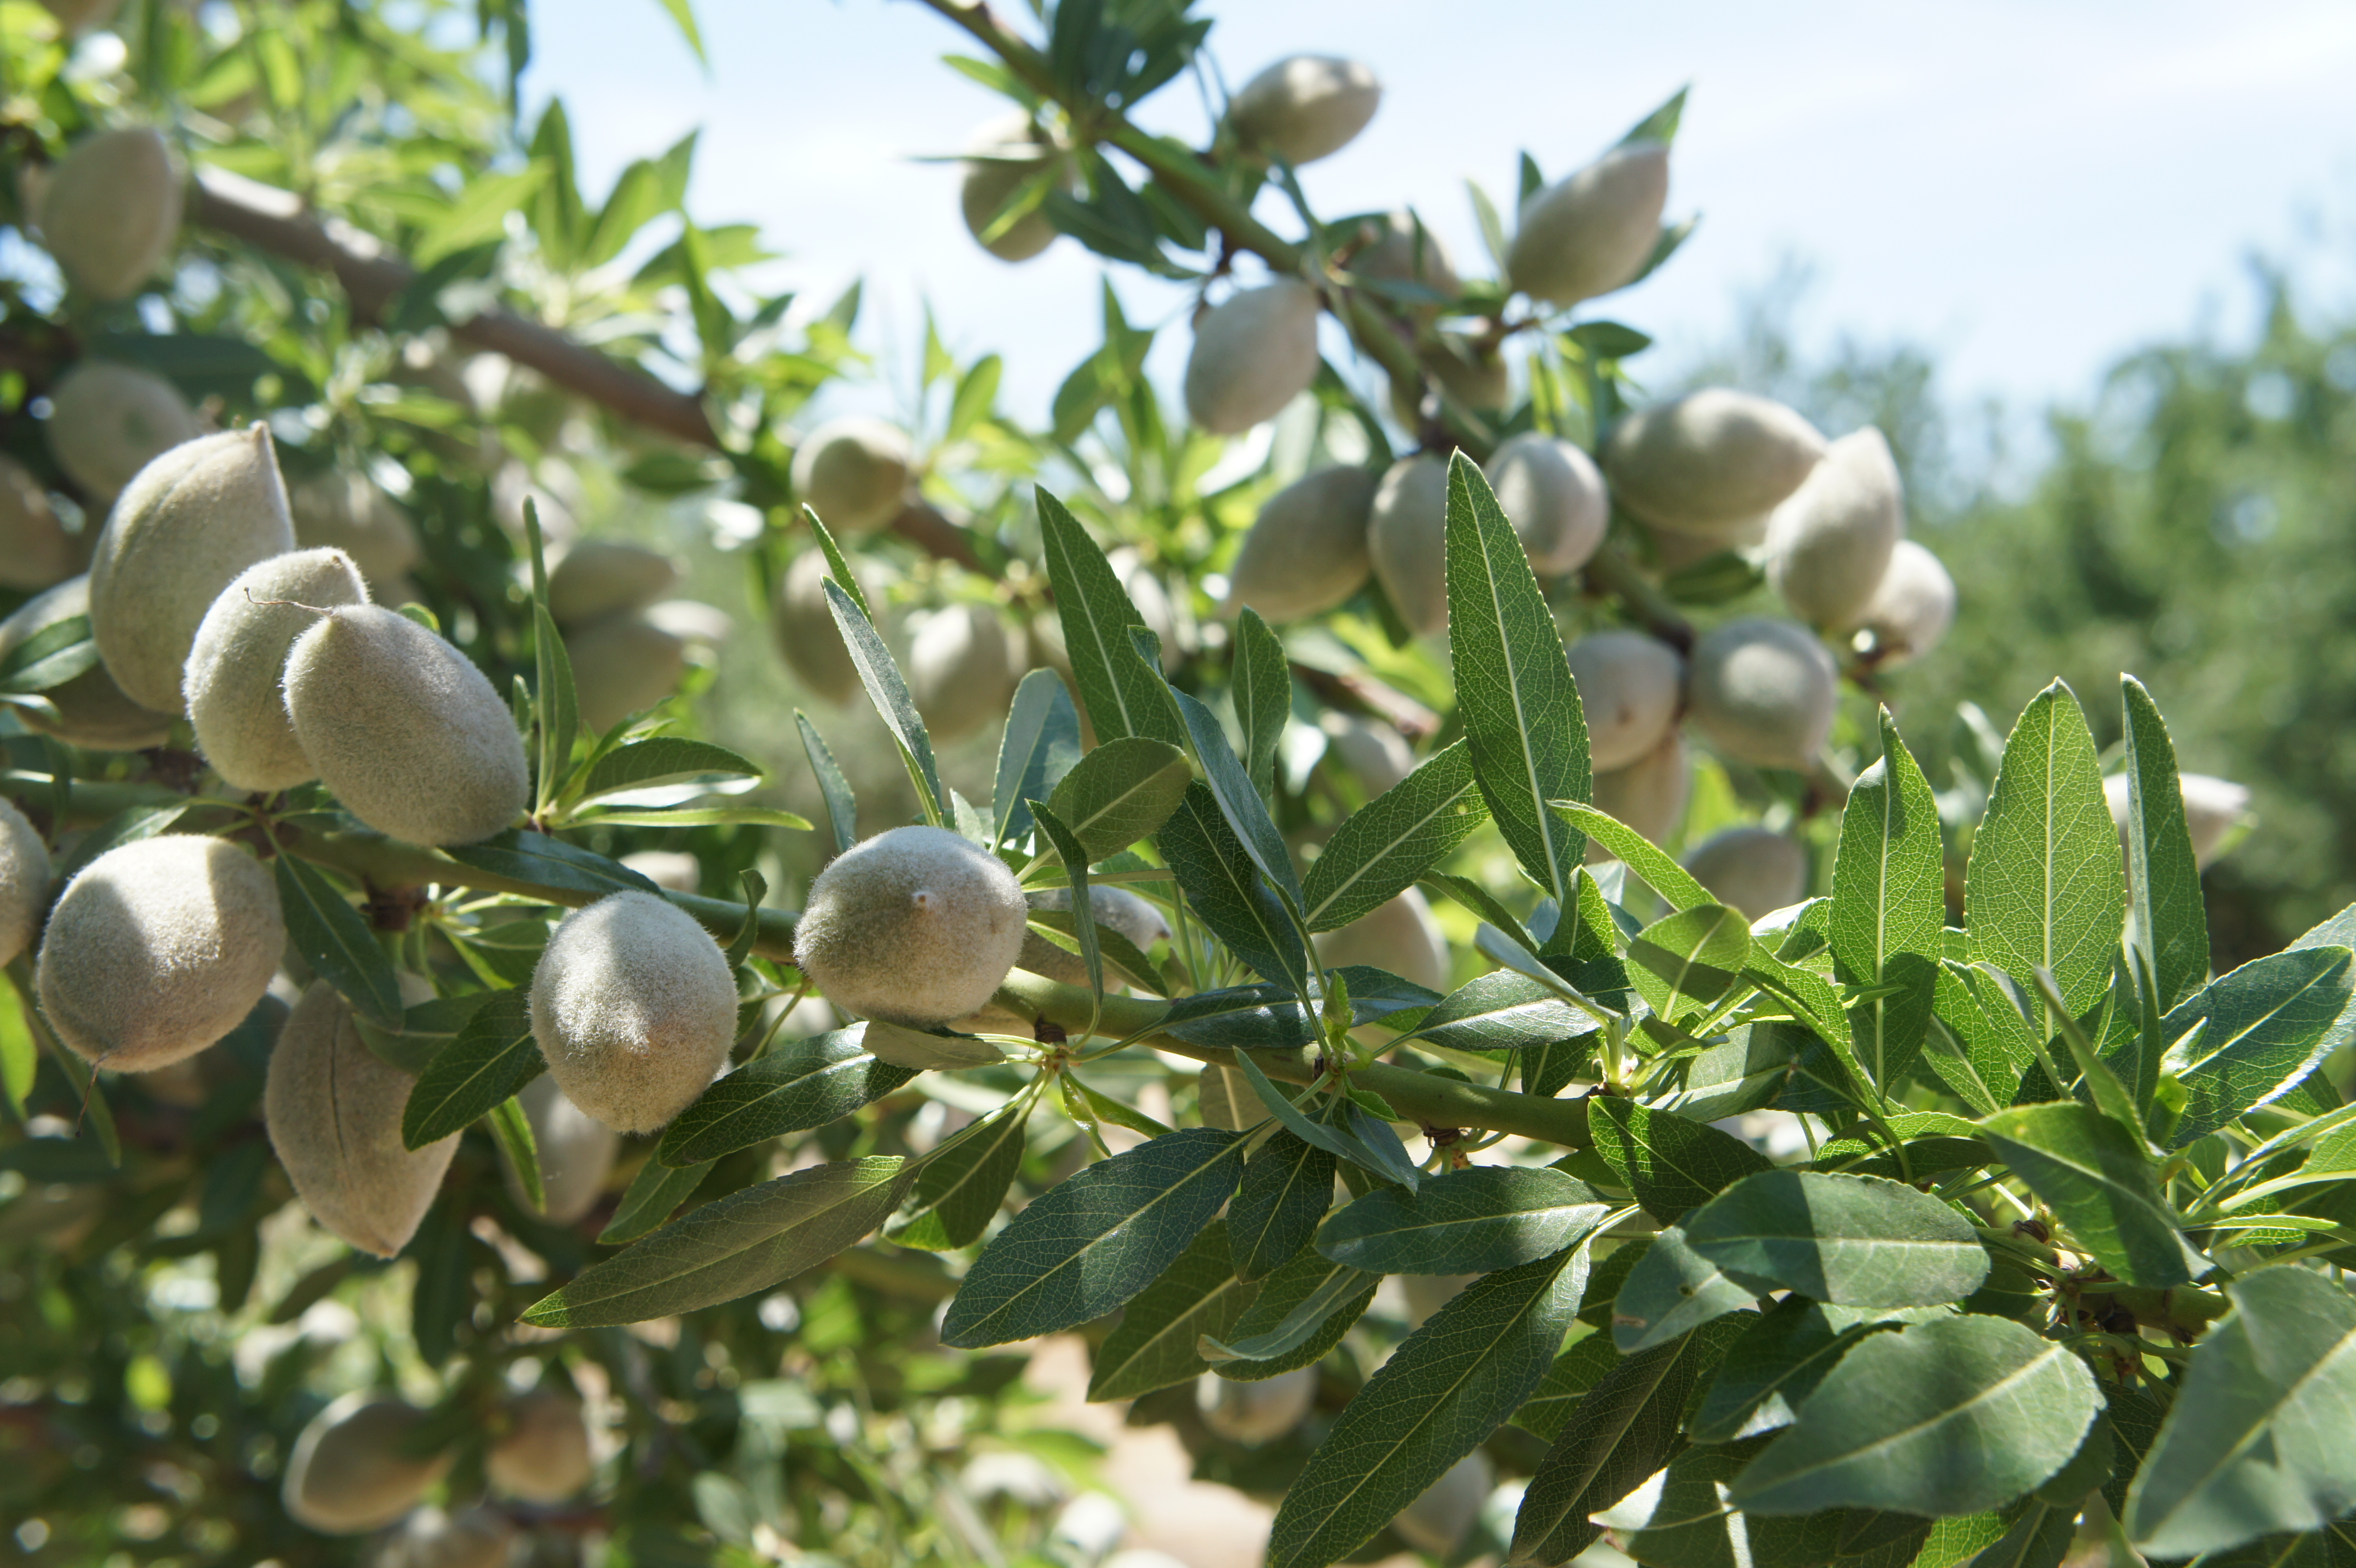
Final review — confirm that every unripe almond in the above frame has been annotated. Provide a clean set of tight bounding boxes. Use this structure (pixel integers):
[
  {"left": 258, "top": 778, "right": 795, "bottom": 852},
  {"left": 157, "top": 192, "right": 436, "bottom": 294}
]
[
  {"left": 43, "top": 360, "right": 200, "bottom": 504},
  {"left": 36, "top": 834, "right": 283, "bottom": 1073},
  {"left": 36, "top": 126, "right": 183, "bottom": 302},
  {"left": 1321, "top": 712, "right": 1415, "bottom": 796},
  {"left": 184, "top": 548, "right": 369, "bottom": 792},
  {"left": 908, "top": 601, "right": 1019, "bottom": 744},
  {"left": 1588, "top": 729, "right": 1691, "bottom": 860},
  {"left": 1366, "top": 455, "right": 1449, "bottom": 636},
  {"left": 531, "top": 891, "right": 738, "bottom": 1134},
  {"left": 792, "top": 417, "right": 913, "bottom": 535},
  {"left": 0, "top": 796, "right": 49, "bottom": 969},
  {"left": 1487, "top": 433, "right": 1608, "bottom": 577},
  {"left": 1844, "top": 538, "right": 1954, "bottom": 667},
  {"left": 0, "top": 456, "right": 74, "bottom": 590},
  {"left": 1392, "top": 332, "right": 1510, "bottom": 426},
  {"left": 565, "top": 611, "right": 689, "bottom": 733},
  {"left": 288, "top": 472, "right": 421, "bottom": 591},
  {"left": 1604, "top": 389, "right": 1828, "bottom": 538},
  {"left": 1196, "top": 1366, "right": 1316, "bottom": 1446},
  {"left": 487, "top": 1387, "right": 596, "bottom": 1501},
  {"left": 375, "top": 1505, "right": 515, "bottom": 1568},
  {"left": 959, "top": 110, "right": 1071, "bottom": 263},
  {"left": 1507, "top": 141, "right": 1670, "bottom": 307},
  {"left": 1687, "top": 617, "right": 1839, "bottom": 771},
  {"left": 1682, "top": 827, "right": 1809, "bottom": 920},
  {"left": 0, "top": 577, "right": 175, "bottom": 750},
  {"left": 772, "top": 547, "right": 866, "bottom": 704},
  {"left": 1567, "top": 630, "right": 1684, "bottom": 772},
  {"left": 2105, "top": 772, "right": 2250, "bottom": 871},
  {"left": 1183, "top": 280, "right": 1322, "bottom": 435},
  {"left": 547, "top": 539, "right": 680, "bottom": 626},
  {"left": 507, "top": 1074, "right": 622, "bottom": 1224},
  {"left": 283, "top": 605, "right": 529, "bottom": 846},
  {"left": 1353, "top": 210, "right": 1459, "bottom": 311},
  {"left": 1312, "top": 887, "right": 1449, "bottom": 994},
  {"left": 1392, "top": 1451, "right": 1494, "bottom": 1555},
  {"left": 280, "top": 1393, "right": 450, "bottom": 1535},
  {"left": 794, "top": 825, "right": 1029, "bottom": 1028},
  {"left": 265, "top": 979, "right": 457, "bottom": 1257},
  {"left": 1764, "top": 428, "right": 1905, "bottom": 629},
  {"left": 88, "top": 423, "right": 298, "bottom": 712},
  {"left": 1229, "top": 55, "right": 1381, "bottom": 166},
  {"left": 618, "top": 850, "right": 700, "bottom": 894},
  {"left": 1223, "top": 465, "right": 1375, "bottom": 623}
]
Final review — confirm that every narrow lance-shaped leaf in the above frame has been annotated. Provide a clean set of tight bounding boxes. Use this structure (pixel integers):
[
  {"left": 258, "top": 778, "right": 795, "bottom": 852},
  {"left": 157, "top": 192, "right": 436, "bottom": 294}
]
[
  {"left": 599, "top": 1155, "right": 712, "bottom": 1246},
  {"left": 1030, "top": 799, "right": 1103, "bottom": 1003},
  {"left": 1626, "top": 903, "right": 1751, "bottom": 1027},
  {"left": 2163, "top": 946, "right": 2354, "bottom": 1149},
  {"left": 1035, "top": 486, "right": 1187, "bottom": 748},
  {"left": 1554, "top": 800, "right": 1712, "bottom": 910},
  {"left": 1302, "top": 739, "right": 1489, "bottom": 933},
  {"left": 1978, "top": 1101, "right": 2202, "bottom": 1287},
  {"left": 1202, "top": 1247, "right": 1379, "bottom": 1375},
  {"left": 993, "top": 669, "right": 1082, "bottom": 844},
  {"left": 1158, "top": 780, "right": 1311, "bottom": 993},
  {"left": 658, "top": 1026, "right": 916, "bottom": 1167},
  {"left": 1829, "top": 710, "right": 1944, "bottom": 1092},
  {"left": 274, "top": 855, "right": 403, "bottom": 1031},
  {"left": 402, "top": 989, "right": 541, "bottom": 1150},
  {"left": 822, "top": 578, "right": 944, "bottom": 822},
  {"left": 1316, "top": 1165, "right": 1608, "bottom": 1276},
  {"left": 1228, "top": 1130, "right": 1336, "bottom": 1282},
  {"left": 2120, "top": 676, "right": 2209, "bottom": 1013},
  {"left": 1232, "top": 606, "right": 1290, "bottom": 798},
  {"left": 1589, "top": 1099, "right": 1775, "bottom": 1225},
  {"left": 1042, "top": 735, "right": 1192, "bottom": 863},
  {"left": 1679, "top": 1169, "right": 1990, "bottom": 1308},
  {"left": 1087, "top": 1218, "right": 1256, "bottom": 1401},
  {"left": 1690, "top": 1295, "right": 1897, "bottom": 1444},
  {"left": 1174, "top": 685, "right": 1303, "bottom": 908},
  {"left": 887, "top": 1094, "right": 1029, "bottom": 1251},
  {"left": 795, "top": 710, "right": 857, "bottom": 856},
  {"left": 1611, "top": 1223, "right": 1769, "bottom": 1354}
]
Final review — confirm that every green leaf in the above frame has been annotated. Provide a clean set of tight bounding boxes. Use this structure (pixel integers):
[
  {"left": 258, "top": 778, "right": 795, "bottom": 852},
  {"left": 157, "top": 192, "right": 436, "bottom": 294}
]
[
  {"left": 887, "top": 1095, "right": 1029, "bottom": 1251},
  {"left": 2119, "top": 677, "right": 2210, "bottom": 1013},
  {"left": 1228, "top": 1047, "right": 1392, "bottom": 1183},
  {"left": 1043, "top": 736, "right": 1193, "bottom": 863},
  {"left": 524, "top": 501, "right": 578, "bottom": 810},
  {"left": 273, "top": 855, "right": 403, "bottom": 1030},
  {"left": 1087, "top": 1218, "right": 1256, "bottom": 1401},
  {"left": 1729, "top": 1315, "right": 2099, "bottom": 1518},
  {"left": 2164, "top": 947, "right": 2355, "bottom": 1148},
  {"left": 577, "top": 736, "right": 760, "bottom": 802},
  {"left": 1681, "top": 1170, "right": 1989, "bottom": 1308},
  {"left": 794, "top": 711, "right": 857, "bottom": 856},
  {"left": 1553, "top": 800, "right": 1715, "bottom": 910},
  {"left": 993, "top": 670, "right": 1083, "bottom": 844},
  {"left": 1511, "top": 1330, "right": 1622, "bottom": 1442},
  {"left": 1978, "top": 1102, "right": 2201, "bottom": 1287},
  {"left": 1628, "top": 904, "right": 1753, "bottom": 1027},
  {"left": 1029, "top": 800, "right": 1104, "bottom": 1002},
  {"left": 599, "top": 1155, "right": 712, "bottom": 1245},
  {"left": 0, "top": 611, "right": 97, "bottom": 693},
  {"left": 1510, "top": 1315, "right": 1749, "bottom": 1566},
  {"left": 649, "top": 0, "right": 708, "bottom": 67},
  {"left": 1174, "top": 687, "right": 1303, "bottom": 908},
  {"left": 523, "top": 1157, "right": 912, "bottom": 1326},
  {"left": 1159, "top": 780, "right": 1310, "bottom": 992},
  {"left": 1589, "top": 1099, "right": 1775, "bottom": 1225},
  {"left": 1691, "top": 1296, "right": 1895, "bottom": 1443},
  {"left": 1268, "top": 1245, "right": 1588, "bottom": 1568},
  {"left": 442, "top": 830, "right": 659, "bottom": 897},
  {"left": 860, "top": 1019, "right": 1005, "bottom": 1071},
  {"left": 401, "top": 989, "right": 541, "bottom": 1150},
  {"left": 1036, "top": 487, "right": 1186, "bottom": 748},
  {"left": 822, "top": 578, "right": 945, "bottom": 822},
  {"left": 487, "top": 1094, "right": 543, "bottom": 1211},
  {"left": 657, "top": 1027, "right": 916, "bottom": 1167},
  {"left": 1232, "top": 607, "right": 1291, "bottom": 798},
  {"left": 1316, "top": 1165, "right": 1608, "bottom": 1276},
  {"left": 1962, "top": 1501, "right": 2077, "bottom": 1568},
  {"left": 941, "top": 1127, "right": 1247, "bottom": 1348},
  {"left": 1829, "top": 711, "right": 1945, "bottom": 1093},
  {"left": 2288, "top": 904, "right": 2356, "bottom": 1091},
  {"left": 1410, "top": 969, "right": 1602, "bottom": 1059},
  {"left": 1302, "top": 739, "right": 1489, "bottom": 933},
  {"left": 1612, "top": 1224, "right": 1769, "bottom": 1353},
  {"left": 1204, "top": 1248, "right": 1378, "bottom": 1379},
  {"left": 1444, "top": 453, "right": 1591, "bottom": 907},
  {"left": 353, "top": 992, "right": 493, "bottom": 1075},
  {"left": 1229, "top": 1130, "right": 1337, "bottom": 1282},
  {"left": 2125, "top": 1268, "right": 2356, "bottom": 1558},
  {"left": 1964, "top": 681, "right": 2124, "bottom": 1029}
]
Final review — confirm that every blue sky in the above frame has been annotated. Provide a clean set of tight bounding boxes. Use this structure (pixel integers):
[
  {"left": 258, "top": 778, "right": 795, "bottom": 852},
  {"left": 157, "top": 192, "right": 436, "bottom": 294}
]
[{"left": 527, "top": 1, "right": 2356, "bottom": 426}]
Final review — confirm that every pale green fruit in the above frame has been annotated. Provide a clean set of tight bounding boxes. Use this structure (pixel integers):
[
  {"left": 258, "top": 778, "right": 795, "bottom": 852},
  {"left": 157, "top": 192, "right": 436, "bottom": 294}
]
[
  {"left": 1019, "top": 884, "right": 1171, "bottom": 987},
  {"left": 1566, "top": 630, "right": 1684, "bottom": 773},
  {"left": 0, "top": 577, "right": 175, "bottom": 750},
  {"left": 44, "top": 359, "right": 200, "bottom": 503},
  {"left": 36, "top": 835, "right": 283, "bottom": 1073},
  {"left": 2105, "top": 772, "right": 2250, "bottom": 871},
  {"left": 1196, "top": 1366, "right": 1315, "bottom": 1446},
  {"left": 1507, "top": 141, "right": 1670, "bottom": 307},
  {"left": 1687, "top": 617, "right": 1839, "bottom": 770},
  {"left": 1222, "top": 465, "right": 1375, "bottom": 623},
  {"left": 1604, "top": 388, "right": 1828, "bottom": 538},
  {"left": 792, "top": 416, "right": 913, "bottom": 534},
  {"left": 507, "top": 1074, "right": 623, "bottom": 1224},
  {"left": 1488, "top": 433, "right": 1608, "bottom": 577},
  {"left": 565, "top": 610, "right": 688, "bottom": 733},
  {"left": 265, "top": 979, "right": 457, "bottom": 1258},
  {"left": 618, "top": 850, "right": 700, "bottom": 894},
  {"left": 1229, "top": 54, "right": 1381, "bottom": 165},
  {"left": 88, "top": 423, "right": 298, "bottom": 712},
  {"left": 1844, "top": 538, "right": 1955, "bottom": 667},
  {"left": 37, "top": 127, "right": 182, "bottom": 302},
  {"left": 1367, "top": 455, "right": 1449, "bottom": 636},
  {"left": 1312, "top": 887, "right": 1448, "bottom": 993},
  {"left": 908, "top": 601, "right": 1019, "bottom": 743},
  {"left": 772, "top": 546, "right": 866, "bottom": 704},
  {"left": 531, "top": 891, "right": 738, "bottom": 1134},
  {"left": 488, "top": 1387, "right": 596, "bottom": 1501},
  {"left": 547, "top": 539, "right": 680, "bottom": 626},
  {"left": 1321, "top": 712, "right": 1415, "bottom": 795},
  {"left": 0, "top": 796, "right": 49, "bottom": 969},
  {"left": 1764, "top": 428, "right": 1904, "bottom": 629},
  {"left": 184, "top": 548, "right": 370, "bottom": 792},
  {"left": 795, "top": 825, "right": 1029, "bottom": 1028},
  {"left": 0, "top": 455, "right": 73, "bottom": 590},
  {"left": 959, "top": 110, "right": 1071, "bottom": 263},
  {"left": 280, "top": 1393, "right": 451, "bottom": 1535},
  {"left": 375, "top": 1505, "right": 516, "bottom": 1568},
  {"left": 1353, "top": 210, "right": 1459, "bottom": 312},
  {"left": 1183, "top": 280, "right": 1322, "bottom": 435},
  {"left": 1392, "top": 1451, "right": 1494, "bottom": 1555},
  {"left": 1393, "top": 332, "right": 1509, "bottom": 425},
  {"left": 1588, "top": 729, "right": 1690, "bottom": 861},
  {"left": 1682, "top": 827, "right": 1809, "bottom": 919},
  {"left": 289, "top": 472, "right": 421, "bottom": 592},
  {"left": 1647, "top": 516, "right": 1764, "bottom": 572}
]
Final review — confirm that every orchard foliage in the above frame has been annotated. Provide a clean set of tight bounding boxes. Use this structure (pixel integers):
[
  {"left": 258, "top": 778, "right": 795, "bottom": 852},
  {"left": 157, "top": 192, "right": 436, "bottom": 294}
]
[{"left": 1, "top": 3, "right": 2351, "bottom": 1568}]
